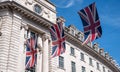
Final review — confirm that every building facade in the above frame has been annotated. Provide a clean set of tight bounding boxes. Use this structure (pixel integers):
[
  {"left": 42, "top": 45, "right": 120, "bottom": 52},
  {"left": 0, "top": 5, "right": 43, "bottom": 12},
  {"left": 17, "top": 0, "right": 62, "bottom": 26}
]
[{"left": 0, "top": 0, "right": 120, "bottom": 72}]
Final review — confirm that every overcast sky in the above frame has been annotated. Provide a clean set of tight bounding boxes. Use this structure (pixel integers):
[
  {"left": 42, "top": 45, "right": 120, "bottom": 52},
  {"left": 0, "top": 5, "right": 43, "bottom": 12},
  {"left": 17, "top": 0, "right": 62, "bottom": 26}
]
[{"left": 51, "top": 0, "right": 120, "bottom": 65}]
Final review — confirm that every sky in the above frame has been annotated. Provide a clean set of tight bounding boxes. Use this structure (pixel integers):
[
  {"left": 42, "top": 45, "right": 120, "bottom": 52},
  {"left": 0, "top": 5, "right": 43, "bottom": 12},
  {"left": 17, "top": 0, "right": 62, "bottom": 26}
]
[{"left": 50, "top": 0, "right": 120, "bottom": 66}]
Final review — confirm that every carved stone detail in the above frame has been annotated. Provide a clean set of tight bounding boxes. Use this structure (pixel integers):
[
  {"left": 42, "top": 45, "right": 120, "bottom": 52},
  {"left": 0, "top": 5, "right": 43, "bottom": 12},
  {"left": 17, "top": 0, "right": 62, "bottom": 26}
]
[
  {"left": 25, "top": 0, "right": 34, "bottom": 5},
  {"left": 42, "top": 33, "right": 49, "bottom": 42},
  {"left": 0, "top": 17, "right": 2, "bottom": 36}
]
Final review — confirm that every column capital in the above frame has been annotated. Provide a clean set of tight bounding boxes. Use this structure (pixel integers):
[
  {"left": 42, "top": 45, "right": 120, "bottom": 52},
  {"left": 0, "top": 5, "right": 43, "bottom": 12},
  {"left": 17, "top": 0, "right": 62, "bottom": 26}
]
[
  {"left": 42, "top": 33, "right": 49, "bottom": 42},
  {"left": 20, "top": 24, "right": 28, "bottom": 31}
]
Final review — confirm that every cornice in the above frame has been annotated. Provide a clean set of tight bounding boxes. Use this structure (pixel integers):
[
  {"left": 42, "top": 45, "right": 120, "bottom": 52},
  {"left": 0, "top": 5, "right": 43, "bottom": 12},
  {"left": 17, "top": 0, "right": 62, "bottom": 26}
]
[
  {"left": 65, "top": 31, "right": 120, "bottom": 72},
  {"left": 0, "top": 1, "right": 53, "bottom": 28},
  {"left": 45, "top": 0, "right": 56, "bottom": 7}
]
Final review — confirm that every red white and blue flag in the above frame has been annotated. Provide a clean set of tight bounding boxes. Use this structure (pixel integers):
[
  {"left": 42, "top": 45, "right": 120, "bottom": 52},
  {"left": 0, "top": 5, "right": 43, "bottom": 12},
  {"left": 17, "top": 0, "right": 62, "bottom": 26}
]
[
  {"left": 78, "top": 2, "right": 102, "bottom": 45},
  {"left": 50, "top": 22, "right": 66, "bottom": 58},
  {"left": 25, "top": 32, "right": 38, "bottom": 69}
]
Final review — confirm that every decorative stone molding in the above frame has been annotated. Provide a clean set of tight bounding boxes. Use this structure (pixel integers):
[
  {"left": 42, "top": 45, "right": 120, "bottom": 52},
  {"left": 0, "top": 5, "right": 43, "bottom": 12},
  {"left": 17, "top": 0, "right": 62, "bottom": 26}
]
[
  {"left": 43, "top": 9, "right": 51, "bottom": 18},
  {"left": 57, "top": 16, "right": 66, "bottom": 24},
  {"left": 25, "top": 0, "right": 34, "bottom": 5},
  {"left": 105, "top": 52, "right": 109, "bottom": 59},
  {"left": 99, "top": 48, "right": 104, "bottom": 56},
  {"left": 0, "top": 31, "right": 2, "bottom": 36},
  {"left": 20, "top": 24, "right": 28, "bottom": 30},
  {"left": 93, "top": 43, "right": 99, "bottom": 52},
  {"left": 37, "top": 35, "right": 42, "bottom": 52},
  {"left": 42, "top": 33, "right": 49, "bottom": 42},
  {"left": 109, "top": 56, "right": 113, "bottom": 62},
  {"left": 22, "top": 25, "right": 28, "bottom": 39},
  {"left": 76, "top": 32, "right": 84, "bottom": 41},
  {"left": 0, "top": 17, "right": 2, "bottom": 36}
]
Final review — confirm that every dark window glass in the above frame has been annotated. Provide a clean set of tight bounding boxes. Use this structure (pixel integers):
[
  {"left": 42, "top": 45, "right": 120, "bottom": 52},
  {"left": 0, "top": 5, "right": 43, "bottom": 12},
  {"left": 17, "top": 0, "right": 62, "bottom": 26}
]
[
  {"left": 82, "top": 66, "right": 86, "bottom": 72},
  {"left": 81, "top": 53, "right": 84, "bottom": 61},
  {"left": 70, "top": 47, "right": 75, "bottom": 56},
  {"left": 71, "top": 61, "right": 76, "bottom": 72},
  {"left": 103, "top": 66, "right": 106, "bottom": 72},
  {"left": 89, "top": 58, "right": 93, "bottom": 66},
  {"left": 96, "top": 62, "right": 100, "bottom": 70},
  {"left": 59, "top": 56, "right": 64, "bottom": 68}
]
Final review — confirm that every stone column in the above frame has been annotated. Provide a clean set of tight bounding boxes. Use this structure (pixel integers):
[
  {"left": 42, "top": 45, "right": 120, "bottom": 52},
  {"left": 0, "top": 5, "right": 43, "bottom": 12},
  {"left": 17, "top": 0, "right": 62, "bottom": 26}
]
[
  {"left": 36, "top": 34, "right": 42, "bottom": 72},
  {"left": 18, "top": 24, "right": 28, "bottom": 72},
  {"left": 42, "top": 33, "right": 49, "bottom": 72}
]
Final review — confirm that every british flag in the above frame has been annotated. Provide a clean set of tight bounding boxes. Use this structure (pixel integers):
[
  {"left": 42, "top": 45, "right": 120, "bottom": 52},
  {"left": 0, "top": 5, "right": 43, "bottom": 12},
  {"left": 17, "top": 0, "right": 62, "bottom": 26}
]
[
  {"left": 78, "top": 2, "right": 102, "bottom": 44},
  {"left": 50, "top": 21, "right": 66, "bottom": 58},
  {"left": 25, "top": 32, "right": 38, "bottom": 69}
]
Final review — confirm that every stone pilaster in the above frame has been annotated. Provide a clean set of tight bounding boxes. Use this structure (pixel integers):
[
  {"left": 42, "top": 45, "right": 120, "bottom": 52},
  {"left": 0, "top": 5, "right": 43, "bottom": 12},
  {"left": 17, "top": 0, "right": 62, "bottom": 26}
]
[
  {"left": 36, "top": 34, "right": 43, "bottom": 72},
  {"left": 42, "top": 33, "right": 49, "bottom": 72},
  {"left": 18, "top": 24, "right": 28, "bottom": 72},
  {"left": 7, "top": 14, "right": 21, "bottom": 72},
  {"left": 0, "top": 16, "right": 12, "bottom": 72}
]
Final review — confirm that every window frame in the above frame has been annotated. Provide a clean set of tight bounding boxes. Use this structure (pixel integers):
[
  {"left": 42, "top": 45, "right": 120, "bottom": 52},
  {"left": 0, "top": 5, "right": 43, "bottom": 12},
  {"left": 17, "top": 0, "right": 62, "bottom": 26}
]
[
  {"left": 96, "top": 62, "right": 100, "bottom": 70},
  {"left": 80, "top": 52, "right": 85, "bottom": 61},
  {"left": 103, "top": 66, "right": 106, "bottom": 72},
  {"left": 81, "top": 66, "right": 86, "bottom": 72},
  {"left": 59, "top": 56, "right": 64, "bottom": 69},
  {"left": 71, "top": 61, "right": 76, "bottom": 72},
  {"left": 89, "top": 58, "right": 93, "bottom": 66},
  {"left": 70, "top": 47, "right": 75, "bottom": 56}
]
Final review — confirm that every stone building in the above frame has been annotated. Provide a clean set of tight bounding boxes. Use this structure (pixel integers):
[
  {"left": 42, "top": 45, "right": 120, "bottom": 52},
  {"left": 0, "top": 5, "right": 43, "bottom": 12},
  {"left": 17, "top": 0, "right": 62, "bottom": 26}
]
[{"left": 0, "top": 0, "right": 120, "bottom": 72}]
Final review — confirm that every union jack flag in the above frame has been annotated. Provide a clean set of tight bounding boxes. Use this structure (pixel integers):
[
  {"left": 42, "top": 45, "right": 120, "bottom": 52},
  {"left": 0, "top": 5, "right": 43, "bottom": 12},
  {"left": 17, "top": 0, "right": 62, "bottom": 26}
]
[
  {"left": 25, "top": 32, "right": 38, "bottom": 69},
  {"left": 50, "top": 21, "right": 66, "bottom": 58},
  {"left": 78, "top": 2, "right": 102, "bottom": 44}
]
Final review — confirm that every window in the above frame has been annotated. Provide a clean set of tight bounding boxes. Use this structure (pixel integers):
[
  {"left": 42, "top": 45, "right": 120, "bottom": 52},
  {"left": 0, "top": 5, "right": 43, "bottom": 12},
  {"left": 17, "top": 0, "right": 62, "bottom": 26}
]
[
  {"left": 59, "top": 56, "right": 64, "bottom": 68},
  {"left": 70, "top": 47, "right": 75, "bottom": 56},
  {"left": 90, "top": 70, "right": 93, "bottom": 72},
  {"left": 34, "top": 4, "right": 42, "bottom": 14},
  {"left": 89, "top": 58, "right": 93, "bottom": 66},
  {"left": 108, "top": 70, "right": 111, "bottom": 72},
  {"left": 96, "top": 62, "right": 100, "bottom": 70},
  {"left": 71, "top": 61, "right": 76, "bottom": 72},
  {"left": 81, "top": 66, "right": 86, "bottom": 72},
  {"left": 103, "top": 66, "right": 106, "bottom": 72},
  {"left": 81, "top": 53, "right": 84, "bottom": 61}
]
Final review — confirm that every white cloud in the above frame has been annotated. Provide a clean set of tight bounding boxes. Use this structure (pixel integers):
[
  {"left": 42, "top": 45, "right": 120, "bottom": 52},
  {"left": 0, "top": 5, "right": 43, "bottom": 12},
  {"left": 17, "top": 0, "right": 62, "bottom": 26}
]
[
  {"left": 52, "top": 0, "right": 83, "bottom": 8},
  {"left": 100, "top": 15, "right": 120, "bottom": 28},
  {"left": 63, "top": 0, "right": 74, "bottom": 8}
]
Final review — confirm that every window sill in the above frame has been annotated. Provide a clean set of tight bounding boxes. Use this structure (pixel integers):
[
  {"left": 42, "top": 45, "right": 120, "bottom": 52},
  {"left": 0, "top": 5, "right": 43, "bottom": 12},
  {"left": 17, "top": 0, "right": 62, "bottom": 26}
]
[
  {"left": 80, "top": 59, "right": 86, "bottom": 62},
  {"left": 57, "top": 67, "right": 66, "bottom": 70},
  {"left": 97, "top": 69, "right": 100, "bottom": 71},
  {"left": 70, "top": 53, "right": 76, "bottom": 58},
  {"left": 89, "top": 64, "right": 94, "bottom": 67}
]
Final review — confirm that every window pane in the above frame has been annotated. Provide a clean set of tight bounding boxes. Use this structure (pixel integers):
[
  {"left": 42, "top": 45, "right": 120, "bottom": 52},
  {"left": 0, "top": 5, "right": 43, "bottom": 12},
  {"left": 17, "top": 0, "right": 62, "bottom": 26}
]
[
  {"left": 70, "top": 47, "right": 75, "bottom": 56},
  {"left": 59, "top": 56, "right": 64, "bottom": 68},
  {"left": 82, "top": 66, "right": 86, "bottom": 72},
  {"left": 96, "top": 62, "right": 100, "bottom": 70},
  {"left": 81, "top": 53, "right": 84, "bottom": 61},
  {"left": 103, "top": 67, "right": 106, "bottom": 72},
  {"left": 89, "top": 58, "right": 93, "bottom": 66},
  {"left": 71, "top": 61, "right": 76, "bottom": 72},
  {"left": 90, "top": 70, "right": 93, "bottom": 72}
]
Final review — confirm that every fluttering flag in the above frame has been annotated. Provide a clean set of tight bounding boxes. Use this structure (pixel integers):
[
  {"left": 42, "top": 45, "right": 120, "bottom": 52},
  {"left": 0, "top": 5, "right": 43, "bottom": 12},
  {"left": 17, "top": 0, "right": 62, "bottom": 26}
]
[
  {"left": 25, "top": 32, "right": 38, "bottom": 70},
  {"left": 50, "top": 19, "right": 66, "bottom": 58},
  {"left": 78, "top": 2, "right": 102, "bottom": 45}
]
